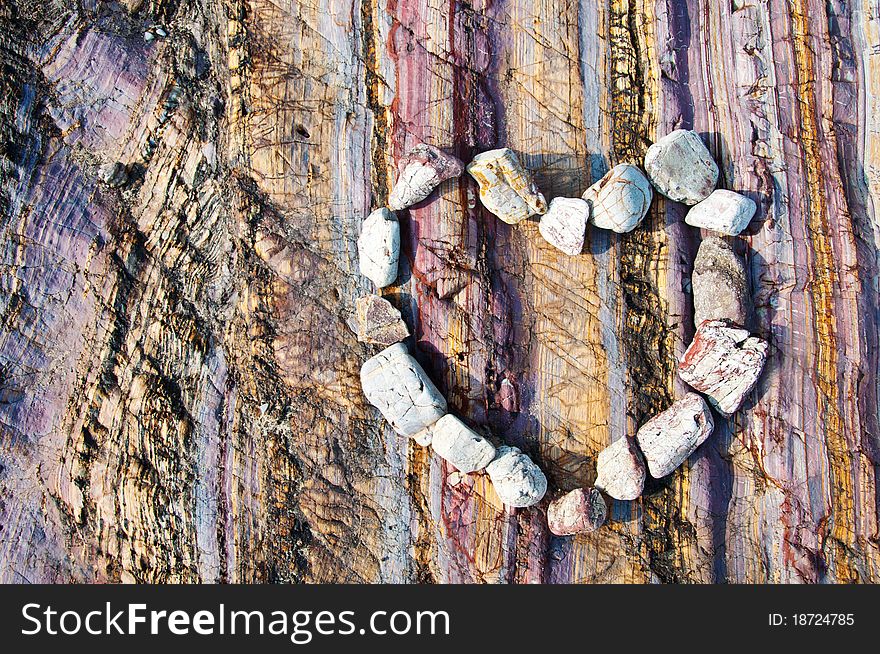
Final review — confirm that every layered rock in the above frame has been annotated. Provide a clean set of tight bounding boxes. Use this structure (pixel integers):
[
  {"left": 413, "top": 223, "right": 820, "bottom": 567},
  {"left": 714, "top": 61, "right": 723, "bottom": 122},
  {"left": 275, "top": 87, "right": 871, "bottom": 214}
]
[
  {"left": 685, "top": 190, "right": 757, "bottom": 235},
  {"left": 466, "top": 148, "right": 547, "bottom": 224},
  {"left": 538, "top": 197, "right": 588, "bottom": 255},
  {"left": 354, "top": 295, "right": 410, "bottom": 345},
  {"left": 678, "top": 320, "right": 769, "bottom": 417},
  {"left": 485, "top": 446, "right": 548, "bottom": 508},
  {"left": 595, "top": 437, "right": 646, "bottom": 501},
  {"left": 636, "top": 393, "right": 715, "bottom": 478},
  {"left": 388, "top": 144, "right": 463, "bottom": 211},
  {"left": 547, "top": 488, "right": 607, "bottom": 536},
  {"left": 582, "top": 163, "right": 653, "bottom": 233},
  {"left": 429, "top": 415, "right": 496, "bottom": 473},
  {"left": 360, "top": 343, "right": 447, "bottom": 437},
  {"left": 357, "top": 208, "right": 400, "bottom": 288},
  {"left": 644, "top": 130, "right": 718, "bottom": 204},
  {"left": 692, "top": 237, "right": 751, "bottom": 328}
]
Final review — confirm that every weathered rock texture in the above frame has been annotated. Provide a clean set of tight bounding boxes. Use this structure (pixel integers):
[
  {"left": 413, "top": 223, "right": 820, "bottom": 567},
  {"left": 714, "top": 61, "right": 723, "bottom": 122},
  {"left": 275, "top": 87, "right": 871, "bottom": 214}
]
[
  {"left": 595, "top": 437, "right": 646, "bottom": 501},
  {"left": 692, "top": 237, "right": 751, "bottom": 329},
  {"left": 685, "top": 189, "right": 757, "bottom": 235},
  {"left": 547, "top": 488, "right": 607, "bottom": 536},
  {"left": 538, "top": 197, "right": 588, "bottom": 255},
  {"left": 644, "top": 129, "right": 718, "bottom": 204},
  {"left": 1, "top": 0, "right": 879, "bottom": 584},
  {"left": 354, "top": 294, "right": 409, "bottom": 345},
  {"left": 678, "top": 320, "right": 769, "bottom": 417},
  {"left": 387, "top": 144, "right": 463, "bottom": 211},
  {"left": 466, "top": 147, "right": 547, "bottom": 223},
  {"left": 429, "top": 415, "right": 496, "bottom": 474},
  {"left": 636, "top": 394, "right": 715, "bottom": 479},
  {"left": 485, "top": 446, "right": 548, "bottom": 508},
  {"left": 582, "top": 163, "right": 652, "bottom": 233}
]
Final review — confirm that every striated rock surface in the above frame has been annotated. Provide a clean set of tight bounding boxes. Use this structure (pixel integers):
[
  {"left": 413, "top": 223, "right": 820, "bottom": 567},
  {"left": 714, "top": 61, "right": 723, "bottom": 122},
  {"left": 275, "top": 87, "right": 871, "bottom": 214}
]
[
  {"left": 466, "top": 148, "right": 547, "bottom": 224},
  {"left": 678, "top": 320, "right": 769, "bottom": 417},
  {"left": 387, "top": 144, "right": 463, "bottom": 211},
  {"left": 636, "top": 394, "right": 715, "bottom": 479},
  {"left": 538, "top": 197, "right": 588, "bottom": 255},
  {"left": 485, "top": 446, "right": 548, "bottom": 508},
  {"left": 644, "top": 130, "right": 718, "bottom": 204},
  {"left": 354, "top": 295, "right": 409, "bottom": 345},
  {"left": 357, "top": 208, "right": 400, "bottom": 288},
  {"left": 582, "top": 163, "right": 652, "bottom": 233},
  {"left": 547, "top": 488, "right": 607, "bottom": 536},
  {"left": 685, "top": 190, "right": 757, "bottom": 235},
  {"left": 429, "top": 415, "right": 496, "bottom": 473},
  {"left": 595, "top": 437, "right": 646, "bottom": 501},
  {"left": 360, "top": 343, "right": 447, "bottom": 437},
  {"left": 692, "top": 237, "right": 751, "bottom": 328}
]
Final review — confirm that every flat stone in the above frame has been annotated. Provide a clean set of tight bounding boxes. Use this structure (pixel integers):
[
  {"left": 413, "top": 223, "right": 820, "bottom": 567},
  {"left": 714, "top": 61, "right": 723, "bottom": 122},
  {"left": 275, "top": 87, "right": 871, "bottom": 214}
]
[
  {"left": 636, "top": 393, "right": 715, "bottom": 478},
  {"left": 357, "top": 208, "right": 400, "bottom": 288},
  {"left": 678, "top": 319, "right": 769, "bottom": 416},
  {"left": 595, "top": 437, "right": 646, "bottom": 501},
  {"left": 466, "top": 148, "right": 547, "bottom": 224},
  {"left": 644, "top": 130, "right": 718, "bottom": 204},
  {"left": 547, "top": 488, "right": 607, "bottom": 536},
  {"left": 388, "top": 144, "right": 463, "bottom": 211},
  {"left": 685, "top": 189, "right": 756, "bottom": 235},
  {"left": 355, "top": 294, "right": 409, "bottom": 345},
  {"left": 360, "top": 343, "right": 447, "bottom": 437},
  {"left": 582, "top": 163, "right": 653, "bottom": 233},
  {"left": 485, "top": 445, "right": 548, "bottom": 508},
  {"left": 692, "top": 236, "right": 751, "bottom": 328},
  {"left": 538, "top": 197, "right": 588, "bottom": 255},
  {"left": 430, "top": 415, "right": 496, "bottom": 473}
]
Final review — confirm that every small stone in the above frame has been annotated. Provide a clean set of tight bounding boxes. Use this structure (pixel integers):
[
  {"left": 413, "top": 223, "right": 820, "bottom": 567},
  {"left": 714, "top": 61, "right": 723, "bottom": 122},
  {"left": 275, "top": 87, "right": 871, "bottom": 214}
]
[
  {"left": 692, "top": 236, "right": 751, "bottom": 328},
  {"left": 388, "top": 144, "right": 463, "bottom": 211},
  {"left": 595, "top": 437, "right": 646, "bottom": 501},
  {"left": 466, "top": 148, "right": 547, "bottom": 224},
  {"left": 354, "top": 294, "right": 409, "bottom": 345},
  {"left": 144, "top": 31, "right": 154, "bottom": 42},
  {"left": 685, "top": 189, "right": 757, "bottom": 236},
  {"left": 485, "top": 445, "right": 548, "bottom": 508},
  {"left": 636, "top": 393, "right": 715, "bottom": 478},
  {"left": 101, "top": 161, "right": 128, "bottom": 188},
  {"left": 412, "top": 427, "right": 433, "bottom": 447},
  {"left": 360, "top": 343, "right": 447, "bottom": 437},
  {"left": 547, "top": 488, "right": 607, "bottom": 536},
  {"left": 582, "top": 163, "right": 653, "bottom": 233},
  {"left": 644, "top": 130, "right": 719, "bottom": 204},
  {"left": 678, "top": 319, "right": 769, "bottom": 417},
  {"left": 430, "top": 415, "right": 496, "bottom": 473},
  {"left": 357, "top": 208, "right": 400, "bottom": 289},
  {"left": 154, "top": 26, "right": 168, "bottom": 38},
  {"left": 538, "top": 197, "right": 588, "bottom": 255}
]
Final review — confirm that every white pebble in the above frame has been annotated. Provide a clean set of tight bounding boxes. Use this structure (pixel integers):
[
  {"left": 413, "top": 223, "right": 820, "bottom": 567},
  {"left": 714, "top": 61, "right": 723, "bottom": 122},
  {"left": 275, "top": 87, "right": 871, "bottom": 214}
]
[
  {"left": 685, "top": 189, "right": 756, "bottom": 236},
  {"left": 357, "top": 208, "right": 400, "bottom": 288},
  {"left": 538, "top": 197, "right": 588, "bottom": 255}
]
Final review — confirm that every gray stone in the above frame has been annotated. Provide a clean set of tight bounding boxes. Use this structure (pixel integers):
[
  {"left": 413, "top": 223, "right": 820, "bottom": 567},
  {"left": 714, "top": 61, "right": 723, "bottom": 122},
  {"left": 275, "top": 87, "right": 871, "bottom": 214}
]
[
  {"left": 547, "top": 488, "right": 607, "bottom": 536},
  {"left": 678, "top": 319, "right": 769, "bottom": 417},
  {"left": 582, "top": 163, "right": 653, "bottom": 233},
  {"left": 644, "top": 130, "right": 719, "bottom": 204},
  {"left": 466, "top": 148, "right": 547, "bottom": 224},
  {"left": 388, "top": 144, "right": 463, "bottom": 211},
  {"left": 692, "top": 236, "right": 751, "bottom": 328},
  {"left": 538, "top": 197, "right": 588, "bottom": 255},
  {"left": 636, "top": 393, "right": 715, "bottom": 478},
  {"left": 685, "top": 189, "right": 756, "bottom": 235},
  {"left": 357, "top": 208, "right": 400, "bottom": 289},
  {"left": 102, "top": 161, "right": 128, "bottom": 188},
  {"left": 355, "top": 294, "right": 409, "bottom": 345},
  {"left": 485, "top": 445, "right": 548, "bottom": 508},
  {"left": 595, "top": 437, "right": 646, "bottom": 501},
  {"left": 430, "top": 415, "right": 496, "bottom": 473},
  {"left": 360, "top": 343, "right": 447, "bottom": 437}
]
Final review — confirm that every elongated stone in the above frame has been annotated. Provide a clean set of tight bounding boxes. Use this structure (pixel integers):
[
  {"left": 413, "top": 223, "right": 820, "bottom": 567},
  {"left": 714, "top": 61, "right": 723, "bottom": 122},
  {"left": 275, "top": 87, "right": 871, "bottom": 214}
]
[
  {"left": 547, "top": 488, "right": 607, "bottom": 536},
  {"left": 388, "top": 144, "right": 463, "bottom": 211},
  {"left": 360, "top": 343, "right": 447, "bottom": 437},
  {"left": 582, "top": 163, "right": 652, "bottom": 233},
  {"left": 485, "top": 445, "right": 547, "bottom": 508},
  {"left": 685, "top": 189, "right": 757, "bottom": 236},
  {"left": 644, "top": 130, "right": 718, "bottom": 204},
  {"left": 538, "top": 197, "right": 588, "bottom": 255},
  {"left": 355, "top": 294, "right": 409, "bottom": 345},
  {"left": 636, "top": 393, "right": 715, "bottom": 478},
  {"left": 430, "top": 415, "right": 496, "bottom": 473},
  {"left": 595, "top": 437, "right": 646, "bottom": 501},
  {"left": 466, "top": 148, "right": 547, "bottom": 224},
  {"left": 357, "top": 208, "right": 400, "bottom": 288},
  {"left": 692, "top": 236, "right": 751, "bottom": 328},
  {"left": 678, "top": 319, "right": 769, "bottom": 416}
]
